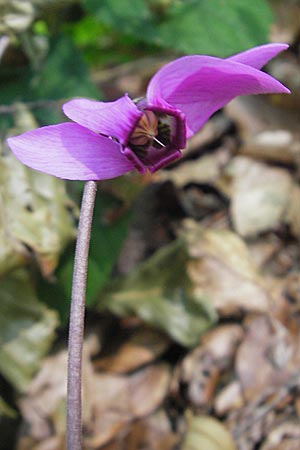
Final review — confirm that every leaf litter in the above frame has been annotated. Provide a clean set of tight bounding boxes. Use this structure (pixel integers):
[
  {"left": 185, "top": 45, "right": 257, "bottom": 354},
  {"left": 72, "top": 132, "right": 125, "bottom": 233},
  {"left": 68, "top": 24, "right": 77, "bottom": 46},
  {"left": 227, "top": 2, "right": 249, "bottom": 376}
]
[{"left": 13, "top": 21, "right": 300, "bottom": 450}]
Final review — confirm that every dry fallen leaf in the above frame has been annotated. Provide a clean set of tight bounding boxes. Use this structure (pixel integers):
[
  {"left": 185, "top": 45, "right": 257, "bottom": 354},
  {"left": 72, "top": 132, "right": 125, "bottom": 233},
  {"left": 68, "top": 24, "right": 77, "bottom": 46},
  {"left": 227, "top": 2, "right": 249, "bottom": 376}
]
[
  {"left": 157, "top": 148, "right": 231, "bottom": 188},
  {"left": 201, "top": 324, "right": 244, "bottom": 362},
  {"left": 226, "top": 96, "right": 300, "bottom": 138},
  {"left": 0, "top": 137, "right": 76, "bottom": 277},
  {"left": 0, "top": 269, "right": 58, "bottom": 392},
  {"left": 260, "top": 421, "right": 300, "bottom": 450},
  {"left": 179, "top": 325, "right": 243, "bottom": 408},
  {"left": 230, "top": 156, "right": 293, "bottom": 237},
  {"left": 185, "top": 222, "right": 270, "bottom": 315},
  {"left": 239, "top": 130, "right": 298, "bottom": 165},
  {"left": 235, "top": 315, "right": 299, "bottom": 401},
  {"left": 285, "top": 183, "right": 300, "bottom": 238},
  {"left": 85, "top": 364, "right": 171, "bottom": 448},
  {"left": 94, "top": 327, "right": 170, "bottom": 374},
  {"left": 214, "top": 381, "right": 244, "bottom": 416},
  {"left": 99, "top": 409, "right": 180, "bottom": 450},
  {"left": 17, "top": 335, "right": 99, "bottom": 449},
  {"left": 18, "top": 328, "right": 171, "bottom": 449},
  {"left": 183, "top": 413, "right": 237, "bottom": 450}
]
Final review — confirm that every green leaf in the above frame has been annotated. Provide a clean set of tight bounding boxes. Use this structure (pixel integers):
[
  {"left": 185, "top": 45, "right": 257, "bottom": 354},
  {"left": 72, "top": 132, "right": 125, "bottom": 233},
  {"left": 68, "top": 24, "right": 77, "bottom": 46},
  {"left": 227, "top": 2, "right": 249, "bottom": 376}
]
[
  {"left": 0, "top": 397, "right": 17, "bottom": 419},
  {"left": 0, "top": 270, "right": 58, "bottom": 392},
  {"left": 88, "top": 194, "right": 132, "bottom": 298},
  {"left": 34, "top": 35, "right": 99, "bottom": 101},
  {"left": 65, "top": 14, "right": 148, "bottom": 67},
  {"left": 0, "top": 34, "right": 99, "bottom": 124},
  {"left": 98, "top": 239, "right": 216, "bottom": 347},
  {"left": 0, "top": 127, "right": 77, "bottom": 277},
  {"left": 157, "top": 0, "right": 273, "bottom": 56},
  {"left": 84, "top": 0, "right": 273, "bottom": 56}
]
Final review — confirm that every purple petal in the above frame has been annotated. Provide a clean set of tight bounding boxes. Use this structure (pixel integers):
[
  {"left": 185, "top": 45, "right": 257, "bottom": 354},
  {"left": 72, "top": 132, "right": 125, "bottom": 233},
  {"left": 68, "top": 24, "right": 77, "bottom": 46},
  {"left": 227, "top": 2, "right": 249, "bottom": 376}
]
[
  {"left": 228, "top": 43, "right": 289, "bottom": 69},
  {"left": 7, "top": 123, "right": 135, "bottom": 180},
  {"left": 63, "top": 94, "right": 142, "bottom": 145},
  {"left": 147, "top": 54, "right": 290, "bottom": 138}
]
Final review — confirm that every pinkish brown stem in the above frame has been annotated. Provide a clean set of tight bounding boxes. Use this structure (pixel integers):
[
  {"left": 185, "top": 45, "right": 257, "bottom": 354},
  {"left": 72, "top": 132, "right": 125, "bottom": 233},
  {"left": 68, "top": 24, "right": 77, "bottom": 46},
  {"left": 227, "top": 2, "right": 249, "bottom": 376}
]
[{"left": 66, "top": 180, "right": 97, "bottom": 450}]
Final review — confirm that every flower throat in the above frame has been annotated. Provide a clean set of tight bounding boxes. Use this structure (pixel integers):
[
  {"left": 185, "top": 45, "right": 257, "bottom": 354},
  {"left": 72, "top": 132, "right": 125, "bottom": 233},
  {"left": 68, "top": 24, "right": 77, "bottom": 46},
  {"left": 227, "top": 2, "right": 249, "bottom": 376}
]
[{"left": 128, "top": 110, "right": 172, "bottom": 156}]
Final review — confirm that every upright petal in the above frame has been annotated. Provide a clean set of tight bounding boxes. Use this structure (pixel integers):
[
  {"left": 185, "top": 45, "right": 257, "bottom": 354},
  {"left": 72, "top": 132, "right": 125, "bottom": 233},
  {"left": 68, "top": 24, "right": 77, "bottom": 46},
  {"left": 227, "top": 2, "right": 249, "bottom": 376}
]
[
  {"left": 147, "top": 54, "right": 290, "bottom": 138},
  {"left": 228, "top": 43, "right": 289, "bottom": 69},
  {"left": 63, "top": 94, "right": 142, "bottom": 145},
  {"left": 7, "top": 123, "right": 135, "bottom": 180}
]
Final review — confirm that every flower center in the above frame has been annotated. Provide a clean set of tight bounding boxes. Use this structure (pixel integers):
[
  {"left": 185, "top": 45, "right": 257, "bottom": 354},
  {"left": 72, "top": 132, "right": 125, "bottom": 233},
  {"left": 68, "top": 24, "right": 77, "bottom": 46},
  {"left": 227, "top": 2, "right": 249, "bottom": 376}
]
[
  {"left": 128, "top": 110, "right": 172, "bottom": 155},
  {"left": 123, "top": 105, "right": 185, "bottom": 173}
]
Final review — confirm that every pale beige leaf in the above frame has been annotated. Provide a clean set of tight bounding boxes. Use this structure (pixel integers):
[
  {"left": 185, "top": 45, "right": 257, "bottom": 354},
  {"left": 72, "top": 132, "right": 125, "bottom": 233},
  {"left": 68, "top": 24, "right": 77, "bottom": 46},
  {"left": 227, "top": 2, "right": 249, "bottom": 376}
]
[
  {"left": 230, "top": 156, "right": 292, "bottom": 237},
  {"left": 0, "top": 134, "right": 76, "bottom": 277},
  {"left": 0, "top": 269, "right": 58, "bottom": 392},
  {"left": 185, "top": 224, "right": 270, "bottom": 315},
  {"left": 157, "top": 149, "right": 230, "bottom": 188},
  {"left": 183, "top": 414, "right": 237, "bottom": 450}
]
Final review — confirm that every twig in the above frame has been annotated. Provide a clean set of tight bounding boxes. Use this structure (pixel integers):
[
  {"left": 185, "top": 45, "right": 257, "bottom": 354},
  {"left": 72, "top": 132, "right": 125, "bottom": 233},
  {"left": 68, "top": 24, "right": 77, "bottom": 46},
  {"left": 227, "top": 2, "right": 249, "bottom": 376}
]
[{"left": 66, "top": 180, "right": 97, "bottom": 450}]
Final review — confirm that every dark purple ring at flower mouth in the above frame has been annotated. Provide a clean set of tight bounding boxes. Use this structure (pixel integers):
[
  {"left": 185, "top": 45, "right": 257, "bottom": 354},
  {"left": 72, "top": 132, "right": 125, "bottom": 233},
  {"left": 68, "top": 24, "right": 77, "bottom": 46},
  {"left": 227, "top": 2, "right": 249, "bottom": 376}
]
[{"left": 122, "top": 100, "right": 187, "bottom": 174}]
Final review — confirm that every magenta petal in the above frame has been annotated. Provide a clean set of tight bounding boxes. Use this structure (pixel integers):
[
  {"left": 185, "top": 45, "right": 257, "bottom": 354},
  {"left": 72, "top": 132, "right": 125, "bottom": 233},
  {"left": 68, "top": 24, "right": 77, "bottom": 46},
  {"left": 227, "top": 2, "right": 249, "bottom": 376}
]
[
  {"left": 63, "top": 94, "right": 142, "bottom": 145},
  {"left": 147, "top": 55, "right": 290, "bottom": 137},
  {"left": 7, "top": 123, "right": 135, "bottom": 180},
  {"left": 228, "top": 43, "right": 289, "bottom": 69}
]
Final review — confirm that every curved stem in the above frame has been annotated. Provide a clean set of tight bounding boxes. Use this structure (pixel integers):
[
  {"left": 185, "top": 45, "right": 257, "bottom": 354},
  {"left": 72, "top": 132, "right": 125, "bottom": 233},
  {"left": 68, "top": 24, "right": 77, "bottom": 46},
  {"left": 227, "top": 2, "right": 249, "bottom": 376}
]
[{"left": 66, "top": 181, "right": 97, "bottom": 450}]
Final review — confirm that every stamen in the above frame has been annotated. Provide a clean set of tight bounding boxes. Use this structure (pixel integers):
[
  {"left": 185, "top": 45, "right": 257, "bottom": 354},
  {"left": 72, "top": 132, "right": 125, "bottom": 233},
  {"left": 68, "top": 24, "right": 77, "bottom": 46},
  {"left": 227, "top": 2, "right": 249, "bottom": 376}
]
[{"left": 152, "top": 136, "right": 166, "bottom": 148}]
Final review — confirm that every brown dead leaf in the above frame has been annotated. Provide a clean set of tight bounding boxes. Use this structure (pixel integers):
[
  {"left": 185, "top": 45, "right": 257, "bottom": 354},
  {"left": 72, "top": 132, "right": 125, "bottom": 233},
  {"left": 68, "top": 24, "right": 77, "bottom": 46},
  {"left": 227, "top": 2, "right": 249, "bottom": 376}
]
[
  {"left": 85, "top": 364, "right": 171, "bottom": 448},
  {"left": 201, "top": 324, "right": 244, "bottom": 362},
  {"left": 271, "top": 0, "right": 300, "bottom": 43},
  {"left": 17, "top": 330, "right": 171, "bottom": 450},
  {"left": 18, "top": 350, "right": 68, "bottom": 442},
  {"left": 285, "top": 183, "right": 300, "bottom": 238},
  {"left": 185, "top": 223, "right": 270, "bottom": 315},
  {"left": 94, "top": 327, "right": 170, "bottom": 373},
  {"left": 127, "top": 409, "right": 180, "bottom": 450},
  {"left": 214, "top": 381, "right": 244, "bottom": 416},
  {"left": 185, "top": 114, "right": 234, "bottom": 156},
  {"left": 157, "top": 148, "right": 231, "bottom": 188},
  {"left": 239, "top": 130, "right": 298, "bottom": 165},
  {"left": 129, "top": 364, "right": 171, "bottom": 417},
  {"left": 230, "top": 156, "right": 293, "bottom": 237},
  {"left": 178, "top": 325, "right": 243, "bottom": 408},
  {"left": 247, "top": 235, "right": 281, "bottom": 272},
  {"left": 227, "top": 388, "right": 292, "bottom": 450},
  {"left": 260, "top": 421, "right": 300, "bottom": 450},
  {"left": 226, "top": 96, "right": 300, "bottom": 138},
  {"left": 183, "top": 350, "right": 219, "bottom": 408},
  {"left": 235, "top": 315, "right": 299, "bottom": 401},
  {"left": 17, "top": 435, "right": 65, "bottom": 450},
  {"left": 17, "top": 335, "right": 99, "bottom": 445},
  {"left": 284, "top": 272, "right": 300, "bottom": 309},
  {"left": 100, "top": 409, "right": 180, "bottom": 450}
]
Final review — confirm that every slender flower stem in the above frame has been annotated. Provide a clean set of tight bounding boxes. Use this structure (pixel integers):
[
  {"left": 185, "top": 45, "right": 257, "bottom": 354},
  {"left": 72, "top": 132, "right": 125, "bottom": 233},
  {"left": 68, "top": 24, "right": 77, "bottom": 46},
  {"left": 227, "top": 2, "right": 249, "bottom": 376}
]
[{"left": 67, "top": 180, "right": 97, "bottom": 450}]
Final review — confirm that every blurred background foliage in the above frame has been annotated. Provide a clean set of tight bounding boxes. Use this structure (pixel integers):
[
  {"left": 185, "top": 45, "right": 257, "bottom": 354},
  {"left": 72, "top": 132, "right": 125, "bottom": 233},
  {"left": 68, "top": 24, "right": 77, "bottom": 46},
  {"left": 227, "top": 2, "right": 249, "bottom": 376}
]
[{"left": 0, "top": 0, "right": 284, "bottom": 448}]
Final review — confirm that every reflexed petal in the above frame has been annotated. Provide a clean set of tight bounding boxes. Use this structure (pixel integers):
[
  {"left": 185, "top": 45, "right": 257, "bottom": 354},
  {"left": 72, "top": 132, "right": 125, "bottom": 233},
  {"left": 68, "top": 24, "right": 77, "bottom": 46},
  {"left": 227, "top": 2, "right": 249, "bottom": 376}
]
[
  {"left": 147, "top": 55, "right": 290, "bottom": 137},
  {"left": 7, "top": 123, "right": 135, "bottom": 180},
  {"left": 228, "top": 43, "right": 289, "bottom": 69},
  {"left": 63, "top": 94, "right": 142, "bottom": 144}
]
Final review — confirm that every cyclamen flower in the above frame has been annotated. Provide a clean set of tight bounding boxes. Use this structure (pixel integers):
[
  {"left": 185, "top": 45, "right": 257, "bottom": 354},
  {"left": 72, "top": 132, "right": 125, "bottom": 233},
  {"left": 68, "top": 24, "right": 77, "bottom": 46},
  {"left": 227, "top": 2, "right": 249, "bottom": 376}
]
[{"left": 7, "top": 44, "right": 290, "bottom": 180}]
